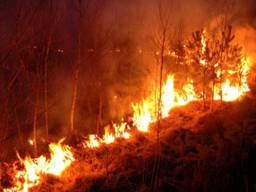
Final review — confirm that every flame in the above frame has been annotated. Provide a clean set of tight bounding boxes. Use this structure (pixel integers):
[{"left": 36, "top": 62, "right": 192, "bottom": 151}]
[
  {"left": 161, "top": 75, "right": 175, "bottom": 118},
  {"left": 201, "top": 30, "right": 207, "bottom": 54},
  {"left": 132, "top": 100, "right": 153, "bottom": 132},
  {"left": 4, "top": 55, "right": 250, "bottom": 191},
  {"left": 176, "top": 80, "right": 197, "bottom": 105},
  {"left": 4, "top": 139, "right": 74, "bottom": 192},
  {"left": 102, "top": 126, "right": 115, "bottom": 144},
  {"left": 198, "top": 30, "right": 250, "bottom": 102},
  {"left": 4, "top": 28, "right": 252, "bottom": 192},
  {"left": 132, "top": 75, "right": 197, "bottom": 132},
  {"left": 86, "top": 135, "right": 101, "bottom": 148},
  {"left": 85, "top": 120, "right": 130, "bottom": 148},
  {"left": 200, "top": 30, "right": 207, "bottom": 66},
  {"left": 214, "top": 57, "right": 250, "bottom": 101}
]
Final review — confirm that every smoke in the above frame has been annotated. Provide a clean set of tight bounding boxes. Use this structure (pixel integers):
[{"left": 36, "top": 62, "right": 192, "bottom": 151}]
[
  {"left": 1, "top": 0, "right": 256, "bottom": 157},
  {"left": 76, "top": 0, "right": 256, "bottom": 131}
]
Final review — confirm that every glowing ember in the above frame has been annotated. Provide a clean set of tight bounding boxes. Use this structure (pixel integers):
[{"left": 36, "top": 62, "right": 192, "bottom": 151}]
[
  {"left": 4, "top": 139, "right": 74, "bottom": 192},
  {"left": 28, "top": 139, "right": 34, "bottom": 146}
]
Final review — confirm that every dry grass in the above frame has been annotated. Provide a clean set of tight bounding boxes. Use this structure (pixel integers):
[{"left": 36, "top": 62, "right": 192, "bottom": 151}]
[{"left": 5, "top": 96, "right": 256, "bottom": 192}]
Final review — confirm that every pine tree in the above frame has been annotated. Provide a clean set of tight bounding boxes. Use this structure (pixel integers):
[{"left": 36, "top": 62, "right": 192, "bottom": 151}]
[{"left": 184, "top": 29, "right": 214, "bottom": 107}]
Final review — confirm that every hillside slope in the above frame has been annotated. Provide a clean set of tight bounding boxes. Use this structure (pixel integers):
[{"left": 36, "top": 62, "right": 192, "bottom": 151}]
[{"left": 18, "top": 96, "right": 256, "bottom": 192}]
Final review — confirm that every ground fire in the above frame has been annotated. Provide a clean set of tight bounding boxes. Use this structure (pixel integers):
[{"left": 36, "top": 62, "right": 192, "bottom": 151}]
[
  {"left": 0, "top": 0, "right": 256, "bottom": 192},
  {"left": 2, "top": 38, "right": 252, "bottom": 190}
]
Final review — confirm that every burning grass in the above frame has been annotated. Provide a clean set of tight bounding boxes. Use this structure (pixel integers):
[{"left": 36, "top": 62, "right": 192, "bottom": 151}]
[
  {"left": 1, "top": 26, "right": 254, "bottom": 192},
  {"left": 3, "top": 96, "right": 255, "bottom": 192}
]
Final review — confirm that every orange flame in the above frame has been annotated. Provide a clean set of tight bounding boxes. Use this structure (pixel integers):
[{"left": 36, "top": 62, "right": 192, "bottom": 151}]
[
  {"left": 214, "top": 57, "right": 250, "bottom": 101},
  {"left": 132, "top": 75, "right": 197, "bottom": 132},
  {"left": 3, "top": 28, "right": 253, "bottom": 192},
  {"left": 85, "top": 120, "right": 130, "bottom": 148},
  {"left": 4, "top": 139, "right": 74, "bottom": 192}
]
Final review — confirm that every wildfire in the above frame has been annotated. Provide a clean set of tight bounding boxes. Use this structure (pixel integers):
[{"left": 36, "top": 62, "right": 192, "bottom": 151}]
[
  {"left": 214, "top": 56, "right": 250, "bottom": 101},
  {"left": 132, "top": 100, "right": 153, "bottom": 132},
  {"left": 86, "top": 134, "right": 101, "bottom": 148},
  {"left": 3, "top": 27, "right": 253, "bottom": 192},
  {"left": 3, "top": 53, "right": 251, "bottom": 191},
  {"left": 131, "top": 75, "right": 198, "bottom": 132},
  {"left": 4, "top": 139, "right": 74, "bottom": 192},
  {"left": 84, "top": 120, "right": 131, "bottom": 148},
  {"left": 161, "top": 75, "right": 175, "bottom": 118}
]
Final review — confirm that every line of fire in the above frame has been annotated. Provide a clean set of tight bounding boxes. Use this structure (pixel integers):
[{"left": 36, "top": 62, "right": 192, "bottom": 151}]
[{"left": 0, "top": 0, "right": 256, "bottom": 192}]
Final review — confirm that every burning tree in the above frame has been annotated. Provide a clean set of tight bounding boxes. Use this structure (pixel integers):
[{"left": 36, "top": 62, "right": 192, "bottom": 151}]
[
  {"left": 181, "top": 25, "right": 248, "bottom": 107},
  {"left": 183, "top": 29, "right": 214, "bottom": 107}
]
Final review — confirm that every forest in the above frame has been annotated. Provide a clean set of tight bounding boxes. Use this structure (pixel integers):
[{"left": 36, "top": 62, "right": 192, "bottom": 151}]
[{"left": 0, "top": 0, "right": 256, "bottom": 191}]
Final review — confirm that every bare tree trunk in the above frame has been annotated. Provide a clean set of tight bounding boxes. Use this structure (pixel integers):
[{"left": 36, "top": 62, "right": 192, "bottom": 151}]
[
  {"left": 44, "top": 32, "right": 52, "bottom": 141},
  {"left": 220, "top": 63, "right": 223, "bottom": 104},
  {"left": 151, "top": 1, "right": 174, "bottom": 190},
  {"left": 70, "top": 0, "right": 82, "bottom": 133},
  {"left": 33, "top": 80, "right": 39, "bottom": 156},
  {"left": 43, "top": 0, "right": 53, "bottom": 141},
  {"left": 152, "top": 27, "right": 166, "bottom": 192},
  {"left": 211, "top": 81, "right": 215, "bottom": 111},
  {"left": 14, "top": 106, "right": 23, "bottom": 144},
  {"left": 70, "top": 67, "right": 79, "bottom": 133},
  {"left": 203, "top": 70, "right": 206, "bottom": 108},
  {"left": 96, "top": 88, "right": 103, "bottom": 134}
]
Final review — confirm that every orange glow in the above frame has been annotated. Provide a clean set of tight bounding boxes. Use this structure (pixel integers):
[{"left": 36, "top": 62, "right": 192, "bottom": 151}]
[
  {"left": 84, "top": 121, "right": 131, "bottom": 148},
  {"left": 161, "top": 75, "right": 175, "bottom": 118},
  {"left": 132, "top": 75, "right": 197, "bottom": 132},
  {"left": 214, "top": 57, "right": 250, "bottom": 101},
  {"left": 3, "top": 28, "right": 253, "bottom": 192},
  {"left": 200, "top": 30, "right": 207, "bottom": 66},
  {"left": 102, "top": 126, "right": 115, "bottom": 144},
  {"left": 86, "top": 134, "right": 101, "bottom": 148},
  {"left": 132, "top": 100, "right": 153, "bottom": 132},
  {"left": 4, "top": 139, "right": 74, "bottom": 192},
  {"left": 5, "top": 54, "right": 250, "bottom": 191}
]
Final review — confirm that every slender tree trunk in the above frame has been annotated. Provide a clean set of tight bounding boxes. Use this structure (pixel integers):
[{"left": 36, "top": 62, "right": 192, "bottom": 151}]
[
  {"left": 14, "top": 107, "right": 23, "bottom": 144},
  {"left": 44, "top": 0, "right": 54, "bottom": 140},
  {"left": 220, "top": 64, "right": 223, "bottom": 104},
  {"left": 152, "top": 29, "right": 166, "bottom": 192},
  {"left": 44, "top": 33, "right": 52, "bottom": 141},
  {"left": 70, "top": 0, "right": 82, "bottom": 133},
  {"left": 203, "top": 69, "right": 206, "bottom": 108},
  {"left": 211, "top": 81, "right": 215, "bottom": 111},
  {"left": 70, "top": 68, "right": 79, "bottom": 133},
  {"left": 33, "top": 80, "right": 39, "bottom": 156},
  {"left": 97, "top": 88, "right": 103, "bottom": 134}
]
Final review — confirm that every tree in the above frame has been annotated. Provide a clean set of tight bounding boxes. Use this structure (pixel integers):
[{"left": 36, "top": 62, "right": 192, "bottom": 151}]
[
  {"left": 69, "top": 0, "right": 108, "bottom": 134},
  {"left": 183, "top": 25, "right": 245, "bottom": 107},
  {"left": 184, "top": 29, "right": 215, "bottom": 107},
  {"left": 69, "top": 0, "right": 82, "bottom": 134},
  {"left": 216, "top": 25, "right": 243, "bottom": 101},
  {"left": 151, "top": 0, "right": 174, "bottom": 190}
]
